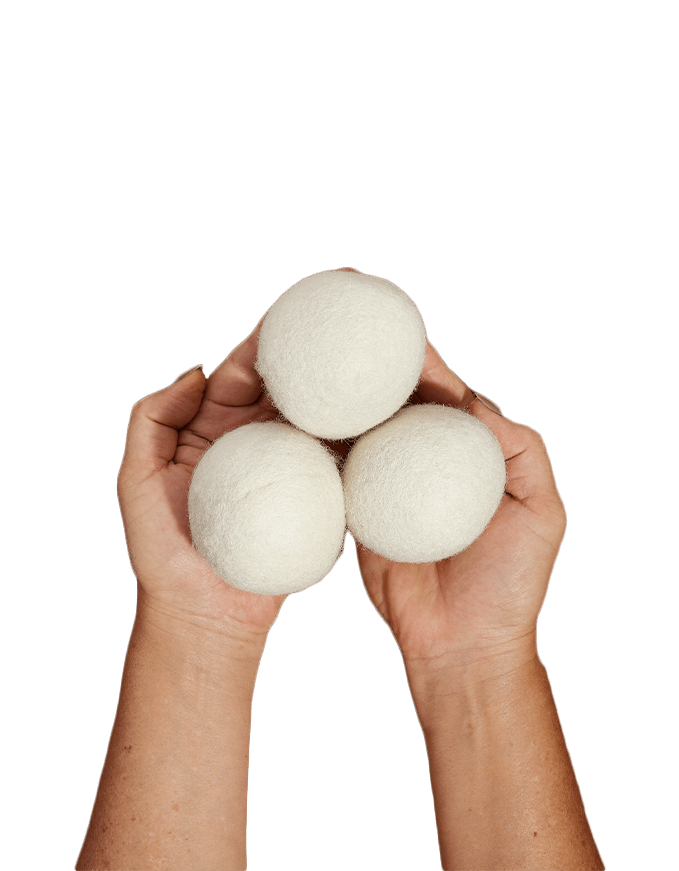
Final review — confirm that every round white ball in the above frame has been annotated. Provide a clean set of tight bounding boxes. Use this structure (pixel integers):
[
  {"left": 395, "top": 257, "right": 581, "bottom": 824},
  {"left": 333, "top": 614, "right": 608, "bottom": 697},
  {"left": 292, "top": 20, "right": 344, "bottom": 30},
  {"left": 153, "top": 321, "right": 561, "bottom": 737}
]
[
  {"left": 342, "top": 404, "right": 506, "bottom": 563},
  {"left": 188, "top": 421, "right": 346, "bottom": 595},
  {"left": 255, "top": 269, "right": 427, "bottom": 439}
]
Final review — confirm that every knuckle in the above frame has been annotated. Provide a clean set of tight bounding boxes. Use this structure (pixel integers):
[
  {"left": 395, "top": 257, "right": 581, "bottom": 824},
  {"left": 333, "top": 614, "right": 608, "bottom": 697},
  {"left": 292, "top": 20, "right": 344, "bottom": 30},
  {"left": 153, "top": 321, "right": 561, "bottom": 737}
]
[
  {"left": 116, "top": 462, "right": 132, "bottom": 498},
  {"left": 528, "top": 426, "right": 546, "bottom": 447},
  {"left": 557, "top": 506, "right": 568, "bottom": 540},
  {"left": 517, "top": 423, "right": 545, "bottom": 448},
  {"left": 130, "top": 395, "right": 149, "bottom": 418}
]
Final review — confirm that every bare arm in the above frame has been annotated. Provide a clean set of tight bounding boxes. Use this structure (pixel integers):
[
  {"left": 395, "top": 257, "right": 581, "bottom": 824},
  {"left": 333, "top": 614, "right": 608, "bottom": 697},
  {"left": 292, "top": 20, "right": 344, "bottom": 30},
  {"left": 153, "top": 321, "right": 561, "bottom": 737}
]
[
  {"left": 407, "top": 642, "right": 602, "bottom": 870},
  {"left": 77, "top": 597, "right": 264, "bottom": 870},
  {"left": 77, "top": 328, "right": 284, "bottom": 870},
  {"left": 357, "top": 341, "right": 603, "bottom": 870}
]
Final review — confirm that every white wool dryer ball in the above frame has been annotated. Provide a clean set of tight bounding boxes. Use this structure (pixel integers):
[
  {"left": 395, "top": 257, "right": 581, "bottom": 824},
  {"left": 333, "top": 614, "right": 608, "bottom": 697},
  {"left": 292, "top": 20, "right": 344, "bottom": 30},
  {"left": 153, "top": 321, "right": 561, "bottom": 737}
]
[
  {"left": 255, "top": 269, "right": 427, "bottom": 439},
  {"left": 342, "top": 404, "right": 506, "bottom": 563},
  {"left": 188, "top": 421, "right": 346, "bottom": 595}
]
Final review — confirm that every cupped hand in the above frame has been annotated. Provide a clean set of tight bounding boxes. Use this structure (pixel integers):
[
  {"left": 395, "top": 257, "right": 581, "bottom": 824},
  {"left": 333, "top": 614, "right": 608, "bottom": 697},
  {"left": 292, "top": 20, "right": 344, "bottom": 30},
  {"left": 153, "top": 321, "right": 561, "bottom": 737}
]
[
  {"left": 117, "top": 323, "right": 285, "bottom": 640},
  {"left": 356, "top": 342, "right": 567, "bottom": 669}
]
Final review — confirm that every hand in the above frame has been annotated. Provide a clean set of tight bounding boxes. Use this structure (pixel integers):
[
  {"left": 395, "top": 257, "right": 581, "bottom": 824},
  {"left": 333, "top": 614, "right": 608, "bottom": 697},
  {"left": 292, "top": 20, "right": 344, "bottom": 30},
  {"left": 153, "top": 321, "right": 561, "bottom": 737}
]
[
  {"left": 117, "top": 323, "right": 285, "bottom": 645},
  {"left": 356, "top": 341, "right": 567, "bottom": 672}
]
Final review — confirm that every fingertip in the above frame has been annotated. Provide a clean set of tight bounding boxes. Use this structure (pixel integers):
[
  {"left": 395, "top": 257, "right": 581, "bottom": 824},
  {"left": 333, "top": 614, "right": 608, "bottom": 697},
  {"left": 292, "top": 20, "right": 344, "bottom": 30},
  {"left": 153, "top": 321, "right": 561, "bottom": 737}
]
[
  {"left": 250, "top": 315, "right": 267, "bottom": 338},
  {"left": 122, "top": 366, "right": 207, "bottom": 476},
  {"left": 470, "top": 392, "right": 503, "bottom": 417},
  {"left": 173, "top": 364, "right": 204, "bottom": 384},
  {"left": 467, "top": 398, "right": 506, "bottom": 431},
  {"left": 416, "top": 342, "right": 474, "bottom": 409}
]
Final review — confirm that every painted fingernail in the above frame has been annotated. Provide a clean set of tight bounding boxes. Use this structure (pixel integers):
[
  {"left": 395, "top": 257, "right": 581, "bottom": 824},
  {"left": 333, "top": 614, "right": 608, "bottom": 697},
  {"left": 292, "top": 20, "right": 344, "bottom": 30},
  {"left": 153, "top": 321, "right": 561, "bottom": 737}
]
[{"left": 174, "top": 364, "right": 203, "bottom": 383}]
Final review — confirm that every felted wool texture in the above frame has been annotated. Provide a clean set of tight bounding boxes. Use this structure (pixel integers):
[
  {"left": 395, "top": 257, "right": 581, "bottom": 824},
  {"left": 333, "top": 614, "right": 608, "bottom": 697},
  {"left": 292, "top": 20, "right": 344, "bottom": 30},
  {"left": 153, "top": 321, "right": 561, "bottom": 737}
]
[
  {"left": 255, "top": 269, "right": 427, "bottom": 440},
  {"left": 342, "top": 404, "right": 506, "bottom": 563},
  {"left": 188, "top": 421, "right": 346, "bottom": 595}
]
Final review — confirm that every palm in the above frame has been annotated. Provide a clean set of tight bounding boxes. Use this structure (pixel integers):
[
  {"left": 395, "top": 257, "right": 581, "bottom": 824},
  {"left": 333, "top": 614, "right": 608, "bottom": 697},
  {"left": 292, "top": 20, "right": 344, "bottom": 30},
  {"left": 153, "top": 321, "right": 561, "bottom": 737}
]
[
  {"left": 358, "top": 489, "right": 562, "bottom": 663},
  {"left": 354, "top": 342, "right": 566, "bottom": 664},
  {"left": 118, "top": 329, "right": 286, "bottom": 634}
]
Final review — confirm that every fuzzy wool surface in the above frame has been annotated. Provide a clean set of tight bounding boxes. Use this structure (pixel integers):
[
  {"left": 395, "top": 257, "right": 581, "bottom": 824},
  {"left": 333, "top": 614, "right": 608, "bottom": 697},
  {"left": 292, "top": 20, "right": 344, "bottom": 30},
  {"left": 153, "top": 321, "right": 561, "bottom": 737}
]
[
  {"left": 342, "top": 404, "right": 506, "bottom": 563},
  {"left": 255, "top": 269, "right": 427, "bottom": 439},
  {"left": 188, "top": 421, "right": 346, "bottom": 595}
]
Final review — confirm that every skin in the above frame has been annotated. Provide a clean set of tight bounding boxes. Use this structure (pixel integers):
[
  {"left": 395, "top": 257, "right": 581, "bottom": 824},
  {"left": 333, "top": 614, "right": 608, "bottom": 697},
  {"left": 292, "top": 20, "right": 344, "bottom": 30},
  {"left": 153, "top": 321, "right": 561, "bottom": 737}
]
[
  {"left": 77, "top": 326, "right": 283, "bottom": 871},
  {"left": 357, "top": 342, "right": 566, "bottom": 662},
  {"left": 359, "top": 357, "right": 560, "bottom": 667},
  {"left": 77, "top": 269, "right": 603, "bottom": 870},
  {"left": 111, "top": 327, "right": 283, "bottom": 635},
  {"left": 358, "top": 343, "right": 604, "bottom": 870}
]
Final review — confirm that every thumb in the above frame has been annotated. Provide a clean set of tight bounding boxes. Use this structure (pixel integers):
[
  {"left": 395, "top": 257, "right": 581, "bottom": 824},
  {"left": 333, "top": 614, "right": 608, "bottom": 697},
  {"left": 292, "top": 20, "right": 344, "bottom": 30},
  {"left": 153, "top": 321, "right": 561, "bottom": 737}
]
[{"left": 120, "top": 365, "right": 206, "bottom": 481}]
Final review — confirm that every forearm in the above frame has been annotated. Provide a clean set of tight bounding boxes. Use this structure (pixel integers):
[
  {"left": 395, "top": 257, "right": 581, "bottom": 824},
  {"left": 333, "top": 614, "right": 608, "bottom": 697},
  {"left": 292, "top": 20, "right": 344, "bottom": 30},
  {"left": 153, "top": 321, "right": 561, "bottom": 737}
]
[
  {"left": 77, "top": 591, "right": 265, "bottom": 871},
  {"left": 407, "top": 644, "right": 603, "bottom": 871}
]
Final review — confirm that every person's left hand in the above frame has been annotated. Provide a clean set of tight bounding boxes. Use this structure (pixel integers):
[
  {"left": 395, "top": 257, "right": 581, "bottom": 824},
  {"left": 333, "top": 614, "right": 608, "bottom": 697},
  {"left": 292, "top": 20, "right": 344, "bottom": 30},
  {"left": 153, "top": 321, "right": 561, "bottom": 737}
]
[{"left": 117, "top": 322, "right": 285, "bottom": 645}]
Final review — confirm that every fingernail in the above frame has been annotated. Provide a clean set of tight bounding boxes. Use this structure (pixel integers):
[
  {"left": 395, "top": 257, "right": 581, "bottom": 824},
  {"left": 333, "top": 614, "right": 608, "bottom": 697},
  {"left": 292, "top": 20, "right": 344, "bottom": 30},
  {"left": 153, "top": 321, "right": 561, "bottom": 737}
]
[
  {"left": 472, "top": 391, "right": 503, "bottom": 416},
  {"left": 174, "top": 364, "right": 203, "bottom": 383}
]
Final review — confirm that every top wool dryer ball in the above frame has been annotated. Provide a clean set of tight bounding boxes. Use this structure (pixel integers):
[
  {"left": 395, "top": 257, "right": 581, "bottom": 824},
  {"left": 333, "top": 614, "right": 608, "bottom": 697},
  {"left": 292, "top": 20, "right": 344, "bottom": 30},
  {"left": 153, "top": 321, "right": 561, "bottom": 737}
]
[
  {"left": 342, "top": 404, "right": 506, "bottom": 563},
  {"left": 255, "top": 270, "right": 427, "bottom": 440},
  {"left": 188, "top": 420, "right": 346, "bottom": 595}
]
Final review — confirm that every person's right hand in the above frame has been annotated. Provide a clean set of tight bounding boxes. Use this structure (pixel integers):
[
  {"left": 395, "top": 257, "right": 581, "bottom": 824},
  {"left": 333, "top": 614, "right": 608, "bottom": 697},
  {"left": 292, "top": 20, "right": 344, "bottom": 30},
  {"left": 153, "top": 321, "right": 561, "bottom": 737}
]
[
  {"left": 117, "top": 322, "right": 285, "bottom": 651},
  {"left": 356, "top": 341, "right": 567, "bottom": 675}
]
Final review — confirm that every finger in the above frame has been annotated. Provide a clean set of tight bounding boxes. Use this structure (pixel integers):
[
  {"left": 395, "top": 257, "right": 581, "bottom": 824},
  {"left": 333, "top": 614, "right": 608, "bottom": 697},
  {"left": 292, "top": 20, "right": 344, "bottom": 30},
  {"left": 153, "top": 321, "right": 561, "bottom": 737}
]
[
  {"left": 501, "top": 426, "right": 563, "bottom": 508},
  {"left": 413, "top": 343, "right": 561, "bottom": 507},
  {"left": 411, "top": 342, "right": 503, "bottom": 488},
  {"left": 472, "top": 392, "right": 502, "bottom": 416},
  {"left": 179, "top": 271, "right": 361, "bottom": 450},
  {"left": 182, "top": 319, "right": 278, "bottom": 444},
  {"left": 120, "top": 367, "right": 206, "bottom": 480},
  {"left": 415, "top": 341, "right": 477, "bottom": 409},
  {"left": 426, "top": 377, "right": 561, "bottom": 513},
  {"left": 461, "top": 394, "right": 562, "bottom": 510},
  {"left": 205, "top": 318, "right": 266, "bottom": 407}
]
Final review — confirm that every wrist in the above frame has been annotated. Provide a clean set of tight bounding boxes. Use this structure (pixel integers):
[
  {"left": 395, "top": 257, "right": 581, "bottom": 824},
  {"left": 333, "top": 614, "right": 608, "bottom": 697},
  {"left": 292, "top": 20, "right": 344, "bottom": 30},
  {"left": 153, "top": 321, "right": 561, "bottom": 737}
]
[
  {"left": 134, "top": 586, "right": 267, "bottom": 694},
  {"left": 404, "top": 634, "right": 539, "bottom": 730}
]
